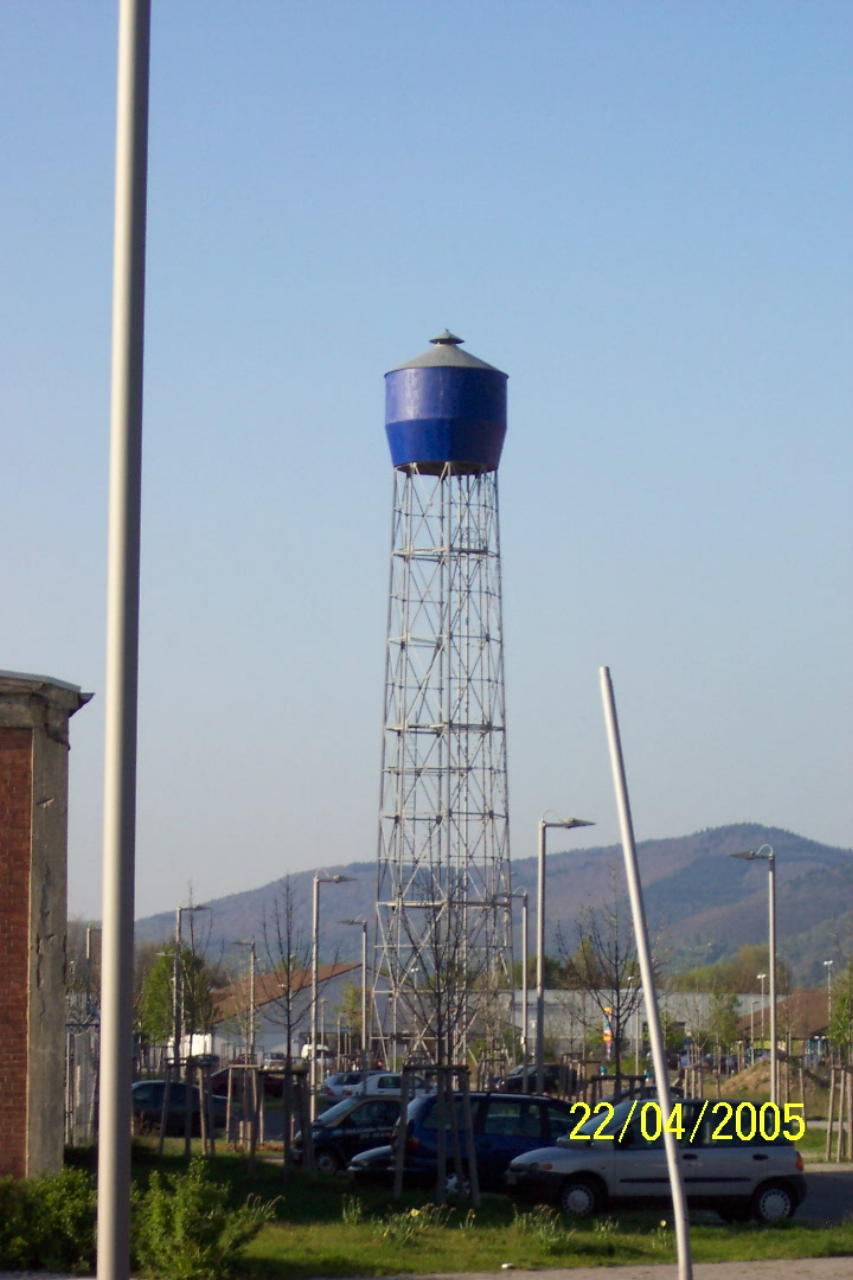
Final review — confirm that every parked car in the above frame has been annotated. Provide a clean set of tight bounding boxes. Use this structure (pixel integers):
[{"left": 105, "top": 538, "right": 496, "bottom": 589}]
[
  {"left": 504, "top": 1097, "right": 806, "bottom": 1223},
  {"left": 321, "top": 1070, "right": 371, "bottom": 1102},
  {"left": 358, "top": 1071, "right": 429, "bottom": 1099},
  {"left": 301, "top": 1043, "right": 333, "bottom": 1062},
  {"left": 348, "top": 1091, "right": 579, "bottom": 1192},
  {"left": 496, "top": 1064, "right": 571, "bottom": 1094},
  {"left": 131, "top": 1079, "right": 229, "bottom": 1135},
  {"left": 296, "top": 1096, "right": 402, "bottom": 1174},
  {"left": 209, "top": 1065, "right": 287, "bottom": 1099}
]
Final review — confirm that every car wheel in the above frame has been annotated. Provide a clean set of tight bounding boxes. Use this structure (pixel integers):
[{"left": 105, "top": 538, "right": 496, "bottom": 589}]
[
  {"left": 444, "top": 1169, "right": 471, "bottom": 1198},
  {"left": 751, "top": 1182, "right": 795, "bottom": 1224},
  {"left": 560, "top": 1176, "right": 602, "bottom": 1218},
  {"left": 315, "top": 1148, "right": 341, "bottom": 1175}
]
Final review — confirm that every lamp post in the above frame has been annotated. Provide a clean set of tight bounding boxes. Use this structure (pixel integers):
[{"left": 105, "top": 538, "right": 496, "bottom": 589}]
[
  {"left": 536, "top": 817, "right": 594, "bottom": 1094},
  {"left": 172, "top": 904, "right": 210, "bottom": 1068},
  {"left": 750, "top": 999, "right": 758, "bottom": 1064},
  {"left": 627, "top": 974, "right": 642, "bottom": 1078},
  {"left": 824, "top": 959, "right": 834, "bottom": 1059},
  {"left": 171, "top": 903, "right": 210, "bottom": 1158},
  {"left": 339, "top": 918, "right": 369, "bottom": 1068},
  {"left": 730, "top": 846, "right": 777, "bottom": 1106},
  {"left": 311, "top": 874, "right": 350, "bottom": 1118},
  {"left": 496, "top": 890, "right": 530, "bottom": 1089},
  {"left": 233, "top": 939, "right": 257, "bottom": 1063},
  {"left": 756, "top": 972, "right": 767, "bottom": 1045}
]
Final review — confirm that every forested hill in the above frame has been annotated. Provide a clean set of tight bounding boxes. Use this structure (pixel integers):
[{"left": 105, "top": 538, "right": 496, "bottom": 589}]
[{"left": 134, "top": 823, "right": 852, "bottom": 986}]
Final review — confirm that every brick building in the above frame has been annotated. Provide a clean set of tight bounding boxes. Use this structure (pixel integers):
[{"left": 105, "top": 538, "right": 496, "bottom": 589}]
[{"left": 0, "top": 671, "right": 90, "bottom": 1176}]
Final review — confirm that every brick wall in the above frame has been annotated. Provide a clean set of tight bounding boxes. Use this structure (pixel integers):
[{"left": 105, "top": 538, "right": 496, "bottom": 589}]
[{"left": 0, "top": 728, "right": 33, "bottom": 1178}]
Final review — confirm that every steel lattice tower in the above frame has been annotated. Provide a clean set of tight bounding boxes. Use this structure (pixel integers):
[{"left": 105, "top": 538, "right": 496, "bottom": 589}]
[{"left": 373, "top": 332, "right": 513, "bottom": 1067}]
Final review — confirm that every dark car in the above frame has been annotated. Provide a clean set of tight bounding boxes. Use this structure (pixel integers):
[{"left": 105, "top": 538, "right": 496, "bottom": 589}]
[
  {"left": 497, "top": 1064, "right": 573, "bottom": 1095},
  {"left": 131, "top": 1079, "right": 228, "bottom": 1135},
  {"left": 349, "top": 1091, "right": 579, "bottom": 1192},
  {"left": 296, "top": 1095, "right": 401, "bottom": 1174},
  {"left": 210, "top": 1065, "right": 289, "bottom": 1100}
]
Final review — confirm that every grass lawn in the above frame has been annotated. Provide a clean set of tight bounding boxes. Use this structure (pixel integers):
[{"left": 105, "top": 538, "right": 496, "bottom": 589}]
[{"left": 118, "top": 1139, "right": 852, "bottom": 1277}]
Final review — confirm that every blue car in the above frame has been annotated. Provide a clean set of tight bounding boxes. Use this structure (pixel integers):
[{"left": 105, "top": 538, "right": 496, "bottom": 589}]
[{"left": 349, "top": 1091, "right": 578, "bottom": 1192}]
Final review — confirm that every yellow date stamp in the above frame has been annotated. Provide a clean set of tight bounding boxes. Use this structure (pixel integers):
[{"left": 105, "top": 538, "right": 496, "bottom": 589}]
[{"left": 567, "top": 1100, "right": 805, "bottom": 1144}]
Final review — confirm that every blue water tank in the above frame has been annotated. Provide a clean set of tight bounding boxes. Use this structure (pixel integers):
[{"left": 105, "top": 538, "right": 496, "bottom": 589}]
[{"left": 385, "top": 331, "right": 508, "bottom": 475}]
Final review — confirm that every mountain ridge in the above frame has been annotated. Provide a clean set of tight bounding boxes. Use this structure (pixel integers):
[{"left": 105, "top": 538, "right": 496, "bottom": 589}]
[{"left": 133, "top": 823, "right": 852, "bottom": 985}]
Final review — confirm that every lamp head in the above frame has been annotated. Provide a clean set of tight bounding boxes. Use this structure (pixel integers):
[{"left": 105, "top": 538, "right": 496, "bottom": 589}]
[{"left": 730, "top": 844, "right": 774, "bottom": 863}]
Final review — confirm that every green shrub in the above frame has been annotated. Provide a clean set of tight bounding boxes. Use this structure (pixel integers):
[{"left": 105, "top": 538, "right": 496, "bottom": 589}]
[
  {"left": 132, "top": 1156, "right": 277, "bottom": 1280},
  {"left": 0, "top": 1167, "right": 96, "bottom": 1274}
]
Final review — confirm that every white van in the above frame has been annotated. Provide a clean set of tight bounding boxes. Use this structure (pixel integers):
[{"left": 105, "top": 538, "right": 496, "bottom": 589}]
[{"left": 300, "top": 1043, "right": 333, "bottom": 1062}]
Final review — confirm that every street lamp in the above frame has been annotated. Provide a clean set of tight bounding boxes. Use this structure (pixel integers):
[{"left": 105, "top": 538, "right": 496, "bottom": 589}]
[
  {"left": 339, "top": 918, "right": 369, "bottom": 1068},
  {"left": 536, "top": 816, "right": 594, "bottom": 1094},
  {"left": 311, "top": 874, "right": 350, "bottom": 1117},
  {"left": 824, "top": 959, "right": 834, "bottom": 1058},
  {"left": 730, "top": 846, "right": 777, "bottom": 1105},
  {"left": 172, "top": 904, "right": 210, "bottom": 1069},
  {"left": 627, "top": 974, "right": 642, "bottom": 1077},
  {"left": 756, "top": 972, "right": 767, "bottom": 1045},
  {"left": 169, "top": 903, "right": 210, "bottom": 1159},
  {"left": 496, "top": 890, "right": 530, "bottom": 1089},
  {"left": 233, "top": 940, "right": 257, "bottom": 1064}
]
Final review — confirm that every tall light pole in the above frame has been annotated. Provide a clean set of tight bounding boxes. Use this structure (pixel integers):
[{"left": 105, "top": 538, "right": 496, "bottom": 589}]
[
  {"left": 627, "top": 974, "right": 642, "bottom": 1077},
  {"left": 97, "top": 3, "right": 149, "bottom": 1275},
  {"left": 234, "top": 940, "right": 257, "bottom": 1063},
  {"left": 519, "top": 889, "right": 529, "bottom": 1090},
  {"left": 824, "top": 959, "right": 834, "bottom": 1058},
  {"left": 756, "top": 972, "right": 767, "bottom": 1045},
  {"left": 536, "top": 817, "right": 594, "bottom": 1094},
  {"left": 339, "top": 918, "right": 369, "bottom": 1068},
  {"left": 172, "top": 904, "right": 210, "bottom": 1067},
  {"left": 311, "top": 874, "right": 349, "bottom": 1118},
  {"left": 497, "top": 890, "right": 530, "bottom": 1089},
  {"left": 730, "top": 846, "right": 777, "bottom": 1106},
  {"left": 750, "top": 999, "right": 758, "bottom": 1063}
]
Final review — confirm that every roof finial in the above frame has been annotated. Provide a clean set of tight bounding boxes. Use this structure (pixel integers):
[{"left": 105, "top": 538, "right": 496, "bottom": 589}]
[{"left": 430, "top": 329, "right": 463, "bottom": 346}]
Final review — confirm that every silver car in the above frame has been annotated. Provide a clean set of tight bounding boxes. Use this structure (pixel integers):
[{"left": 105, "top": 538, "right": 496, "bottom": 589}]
[{"left": 505, "top": 1097, "right": 806, "bottom": 1224}]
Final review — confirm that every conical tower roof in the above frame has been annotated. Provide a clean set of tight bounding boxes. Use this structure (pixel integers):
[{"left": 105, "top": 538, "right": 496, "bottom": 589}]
[{"left": 388, "top": 330, "right": 505, "bottom": 374}]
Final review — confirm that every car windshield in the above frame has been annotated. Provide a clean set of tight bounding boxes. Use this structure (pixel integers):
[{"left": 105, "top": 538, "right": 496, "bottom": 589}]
[
  {"left": 560, "top": 1100, "right": 631, "bottom": 1142},
  {"left": 315, "top": 1098, "right": 358, "bottom": 1126}
]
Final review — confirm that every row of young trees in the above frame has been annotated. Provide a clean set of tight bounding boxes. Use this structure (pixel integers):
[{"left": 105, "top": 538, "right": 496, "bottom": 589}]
[{"left": 67, "top": 869, "right": 853, "bottom": 1072}]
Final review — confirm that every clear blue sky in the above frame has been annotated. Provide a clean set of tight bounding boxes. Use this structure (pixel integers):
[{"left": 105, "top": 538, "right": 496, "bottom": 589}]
[{"left": 4, "top": 1, "right": 851, "bottom": 920}]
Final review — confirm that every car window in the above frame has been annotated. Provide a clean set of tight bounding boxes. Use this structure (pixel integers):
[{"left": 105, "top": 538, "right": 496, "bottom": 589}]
[
  {"left": 356, "top": 1101, "right": 396, "bottom": 1126},
  {"left": 420, "top": 1096, "right": 471, "bottom": 1131},
  {"left": 483, "top": 1100, "right": 541, "bottom": 1137},
  {"left": 317, "top": 1098, "right": 358, "bottom": 1124},
  {"left": 545, "top": 1103, "right": 574, "bottom": 1140}
]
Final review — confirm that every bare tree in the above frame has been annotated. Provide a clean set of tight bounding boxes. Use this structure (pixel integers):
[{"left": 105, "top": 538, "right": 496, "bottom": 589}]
[
  {"left": 261, "top": 876, "right": 327, "bottom": 1174},
  {"left": 557, "top": 890, "right": 642, "bottom": 1093},
  {"left": 261, "top": 876, "right": 314, "bottom": 1065},
  {"left": 390, "top": 866, "right": 509, "bottom": 1069}
]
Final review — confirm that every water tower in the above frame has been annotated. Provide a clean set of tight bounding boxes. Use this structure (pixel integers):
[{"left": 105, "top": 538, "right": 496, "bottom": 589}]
[{"left": 373, "top": 331, "right": 514, "bottom": 1067}]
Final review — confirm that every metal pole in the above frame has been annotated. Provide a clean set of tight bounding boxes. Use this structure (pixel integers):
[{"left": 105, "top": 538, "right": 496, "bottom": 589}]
[
  {"left": 768, "top": 853, "right": 777, "bottom": 1109},
  {"left": 521, "top": 890, "right": 528, "bottom": 1092},
  {"left": 311, "top": 875, "right": 319, "bottom": 1119},
  {"left": 535, "top": 820, "right": 546, "bottom": 1095},
  {"left": 360, "top": 921, "right": 368, "bottom": 1066},
  {"left": 249, "top": 941, "right": 256, "bottom": 1064},
  {"left": 97, "top": 3, "right": 149, "bottom": 1277},
  {"left": 600, "top": 666, "right": 692, "bottom": 1280},
  {"left": 173, "top": 909, "right": 182, "bottom": 1064}
]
